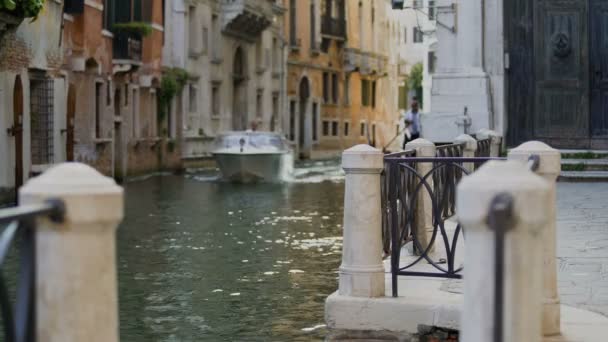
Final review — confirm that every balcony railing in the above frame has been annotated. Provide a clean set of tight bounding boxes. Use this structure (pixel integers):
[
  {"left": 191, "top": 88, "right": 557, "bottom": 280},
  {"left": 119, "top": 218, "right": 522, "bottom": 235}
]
[
  {"left": 321, "top": 16, "right": 346, "bottom": 39},
  {"left": 112, "top": 32, "right": 142, "bottom": 62}
]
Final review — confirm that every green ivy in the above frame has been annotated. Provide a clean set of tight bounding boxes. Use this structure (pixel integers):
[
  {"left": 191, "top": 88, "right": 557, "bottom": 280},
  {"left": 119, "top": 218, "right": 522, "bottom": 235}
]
[
  {"left": 158, "top": 68, "right": 190, "bottom": 123},
  {"left": 409, "top": 62, "right": 424, "bottom": 107},
  {"left": 112, "top": 22, "right": 153, "bottom": 38},
  {"left": 0, "top": 0, "right": 45, "bottom": 20}
]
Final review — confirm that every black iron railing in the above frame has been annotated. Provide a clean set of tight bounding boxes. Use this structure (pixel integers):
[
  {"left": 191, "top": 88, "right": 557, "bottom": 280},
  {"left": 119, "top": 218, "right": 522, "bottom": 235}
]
[
  {"left": 113, "top": 32, "right": 142, "bottom": 61},
  {"left": 0, "top": 199, "right": 65, "bottom": 342},
  {"left": 475, "top": 138, "right": 492, "bottom": 169},
  {"left": 383, "top": 153, "right": 507, "bottom": 297}
]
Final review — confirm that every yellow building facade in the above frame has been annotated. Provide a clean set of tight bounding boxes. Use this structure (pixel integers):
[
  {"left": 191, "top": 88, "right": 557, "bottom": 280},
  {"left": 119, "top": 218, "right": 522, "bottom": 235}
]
[{"left": 285, "top": 0, "right": 405, "bottom": 159}]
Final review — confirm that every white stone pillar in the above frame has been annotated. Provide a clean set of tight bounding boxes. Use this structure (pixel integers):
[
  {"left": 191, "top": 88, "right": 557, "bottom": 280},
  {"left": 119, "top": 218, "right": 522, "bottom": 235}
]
[
  {"left": 405, "top": 138, "right": 436, "bottom": 253},
  {"left": 458, "top": 160, "right": 550, "bottom": 342},
  {"left": 477, "top": 129, "right": 503, "bottom": 157},
  {"left": 454, "top": 134, "right": 478, "bottom": 173},
  {"left": 19, "top": 163, "right": 124, "bottom": 342},
  {"left": 508, "top": 141, "right": 562, "bottom": 336},
  {"left": 339, "top": 145, "right": 385, "bottom": 297}
]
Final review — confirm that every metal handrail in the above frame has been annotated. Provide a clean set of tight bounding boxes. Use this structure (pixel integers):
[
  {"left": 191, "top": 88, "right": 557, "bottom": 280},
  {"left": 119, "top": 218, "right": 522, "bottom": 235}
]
[{"left": 0, "top": 199, "right": 65, "bottom": 342}]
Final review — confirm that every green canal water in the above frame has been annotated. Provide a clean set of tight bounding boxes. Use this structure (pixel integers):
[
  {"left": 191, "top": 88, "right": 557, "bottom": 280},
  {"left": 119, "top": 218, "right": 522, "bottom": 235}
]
[{"left": 117, "top": 161, "right": 345, "bottom": 341}]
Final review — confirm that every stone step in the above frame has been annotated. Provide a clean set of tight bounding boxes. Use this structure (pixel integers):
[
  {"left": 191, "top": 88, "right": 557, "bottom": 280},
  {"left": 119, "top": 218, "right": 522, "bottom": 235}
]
[
  {"left": 559, "top": 171, "right": 608, "bottom": 182},
  {"left": 562, "top": 159, "right": 608, "bottom": 172},
  {"left": 559, "top": 149, "right": 608, "bottom": 160}
]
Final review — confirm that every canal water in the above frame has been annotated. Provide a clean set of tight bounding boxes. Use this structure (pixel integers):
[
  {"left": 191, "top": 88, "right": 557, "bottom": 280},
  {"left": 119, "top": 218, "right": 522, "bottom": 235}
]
[{"left": 118, "top": 160, "right": 345, "bottom": 341}]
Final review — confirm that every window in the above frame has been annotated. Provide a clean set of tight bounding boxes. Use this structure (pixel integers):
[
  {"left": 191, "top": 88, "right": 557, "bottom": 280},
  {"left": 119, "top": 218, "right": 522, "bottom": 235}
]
[
  {"left": 361, "top": 79, "right": 370, "bottom": 107},
  {"left": 188, "top": 7, "right": 197, "bottom": 55},
  {"left": 95, "top": 82, "right": 103, "bottom": 138},
  {"left": 290, "top": 0, "right": 297, "bottom": 46},
  {"left": 310, "top": 3, "right": 316, "bottom": 50},
  {"left": 360, "top": 121, "right": 366, "bottom": 137},
  {"left": 398, "top": 85, "right": 408, "bottom": 110},
  {"left": 272, "top": 38, "right": 279, "bottom": 72},
  {"left": 322, "top": 120, "right": 330, "bottom": 136},
  {"left": 344, "top": 121, "right": 350, "bottom": 136},
  {"left": 202, "top": 27, "right": 208, "bottom": 55},
  {"left": 103, "top": 0, "right": 113, "bottom": 30},
  {"left": 428, "top": 51, "right": 437, "bottom": 74},
  {"left": 106, "top": 81, "right": 112, "bottom": 106},
  {"left": 404, "top": 27, "right": 407, "bottom": 43},
  {"left": 323, "top": 72, "right": 330, "bottom": 103},
  {"left": 413, "top": 0, "right": 422, "bottom": 9},
  {"left": 211, "top": 15, "right": 220, "bottom": 60},
  {"left": 256, "top": 90, "right": 263, "bottom": 118},
  {"left": 371, "top": 123, "right": 376, "bottom": 146},
  {"left": 332, "top": 73, "right": 339, "bottom": 103},
  {"left": 30, "top": 76, "right": 54, "bottom": 165},
  {"left": 124, "top": 83, "right": 129, "bottom": 106},
  {"left": 312, "top": 102, "right": 319, "bottom": 141},
  {"left": 132, "top": 88, "right": 139, "bottom": 138},
  {"left": 429, "top": 1, "right": 436, "bottom": 20},
  {"left": 189, "top": 84, "right": 197, "bottom": 113},
  {"left": 414, "top": 27, "right": 423, "bottom": 43},
  {"left": 211, "top": 85, "right": 220, "bottom": 116},
  {"left": 271, "top": 93, "right": 279, "bottom": 131},
  {"left": 289, "top": 100, "right": 296, "bottom": 140},
  {"left": 331, "top": 121, "right": 338, "bottom": 136},
  {"left": 344, "top": 74, "right": 350, "bottom": 105},
  {"left": 371, "top": 81, "right": 377, "bottom": 108}
]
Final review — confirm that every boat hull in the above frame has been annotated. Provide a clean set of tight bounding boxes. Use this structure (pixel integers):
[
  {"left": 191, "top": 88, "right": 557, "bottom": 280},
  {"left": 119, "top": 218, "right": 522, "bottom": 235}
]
[{"left": 213, "top": 152, "right": 293, "bottom": 183}]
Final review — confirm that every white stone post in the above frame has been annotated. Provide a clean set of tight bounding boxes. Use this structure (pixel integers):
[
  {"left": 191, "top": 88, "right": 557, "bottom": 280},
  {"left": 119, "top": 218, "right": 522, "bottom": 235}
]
[
  {"left": 458, "top": 161, "right": 550, "bottom": 342},
  {"left": 339, "top": 145, "right": 385, "bottom": 297},
  {"left": 19, "top": 163, "right": 124, "bottom": 342},
  {"left": 405, "top": 139, "right": 436, "bottom": 254},
  {"left": 454, "top": 134, "right": 478, "bottom": 173},
  {"left": 508, "top": 141, "right": 562, "bottom": 336},
  {"left": 477, "top": 129, "right": 503, "bottom": 157}
]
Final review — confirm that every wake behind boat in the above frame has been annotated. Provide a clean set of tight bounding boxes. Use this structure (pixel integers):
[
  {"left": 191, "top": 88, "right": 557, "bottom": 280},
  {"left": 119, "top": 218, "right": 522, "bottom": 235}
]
[{"left": 212, "top": 131, "right": 294, "bottom": 183}]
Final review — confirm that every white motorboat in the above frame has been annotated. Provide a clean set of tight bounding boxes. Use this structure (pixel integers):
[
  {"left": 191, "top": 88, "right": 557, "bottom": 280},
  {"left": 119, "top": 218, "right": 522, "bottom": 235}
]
[{"left": 212, "top": 131, "right": 294, "bottom": 183}]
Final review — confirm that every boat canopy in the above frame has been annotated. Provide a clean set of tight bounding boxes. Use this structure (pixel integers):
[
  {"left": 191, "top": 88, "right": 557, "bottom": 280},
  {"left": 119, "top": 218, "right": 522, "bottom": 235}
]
[{"left": 214, "top": 132, "right": 288, "bottom": 151}]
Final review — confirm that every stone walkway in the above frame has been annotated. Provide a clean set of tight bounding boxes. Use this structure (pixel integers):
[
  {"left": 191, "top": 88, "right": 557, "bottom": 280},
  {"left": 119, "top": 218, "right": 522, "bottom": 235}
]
[{"left": 557, "top": 182, "right": 608, "bottom": 316}]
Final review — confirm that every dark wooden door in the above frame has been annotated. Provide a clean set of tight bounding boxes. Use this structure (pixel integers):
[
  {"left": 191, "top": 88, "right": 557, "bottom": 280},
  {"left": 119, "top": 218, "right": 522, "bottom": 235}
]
[
  {"left": 590, "top": 0, "right": 608, "bottom": 138},
  {"left": 13, "top": 76, "right": 23, "bottom": 190},
  {"left": 534, "top": 0, "right": 589, "bottom": 146},
  {"left": 66, "top": 83, "right": 76, "bottom": 161}
]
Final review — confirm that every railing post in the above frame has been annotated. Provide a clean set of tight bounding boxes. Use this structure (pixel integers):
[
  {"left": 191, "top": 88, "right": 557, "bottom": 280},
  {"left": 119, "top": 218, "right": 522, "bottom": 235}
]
[
  {"left": 477, "top": 129, "right": 503, "bottom": 157},
  {"left": 405, "top": 138, "right": 436, "bottom": 254},
  {"left": 454, "top": 134, "right": 478, "bottom": 173},
  {"left": 339, "top": 145, "right": 385, "bottom": 297},
  {"left": 458, "top": 161, "right": 550, "bottom": 342},
  {"left": 508, "top": 141, "right": 562, "bottom": 336},
  {"left": 19, "top": 163, "right": 124, "bottom": 342}
]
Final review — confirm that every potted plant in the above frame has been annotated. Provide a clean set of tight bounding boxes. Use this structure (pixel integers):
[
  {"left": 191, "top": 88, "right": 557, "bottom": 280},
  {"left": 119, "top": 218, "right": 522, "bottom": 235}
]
[{"left": 1, "top": 0, "right": 45, "bottom": 34}]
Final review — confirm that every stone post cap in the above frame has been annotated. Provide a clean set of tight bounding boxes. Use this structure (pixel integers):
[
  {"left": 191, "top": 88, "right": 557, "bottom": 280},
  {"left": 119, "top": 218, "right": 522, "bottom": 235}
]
[
  {"left": 406, "top": 138, "right": 436, "bottom": 157},
  {"left": 508, "top": 141, "right": 561, "bottom": 177},
  {"left": 406, "top": 138, "right": 435, "bottom": 148},
  {"left": 477, "top": 129, "right": 503, "bottom": 142},
  {"left": 457, "top": 160, "right": 550, "bottom": 232},
  {"left": 454, "top": 134, "right": 478, "bottom": 152},
  {"left": 342, "top": 144, "right": 384, "bottom": 171},
  {"left": 20, "top": 163, "right": 124, "bottom": 224}
]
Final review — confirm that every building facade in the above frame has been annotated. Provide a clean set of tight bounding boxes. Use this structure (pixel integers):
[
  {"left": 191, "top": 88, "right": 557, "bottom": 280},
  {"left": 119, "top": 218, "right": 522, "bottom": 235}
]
[
  {"left": 0, "top": 1, "right": 66, "bottom": 203},
  {"left": 285, "top": 0, "right": 407, "bottom": 158},
  {"left": 164, "top": 0, "right": 287, "bottom": 166},
  {"left": 63, "top": 0, "right": 180, "bottom": 182},
  {"left": 424, "top": 0, "right": 608, "bottom": 149}
]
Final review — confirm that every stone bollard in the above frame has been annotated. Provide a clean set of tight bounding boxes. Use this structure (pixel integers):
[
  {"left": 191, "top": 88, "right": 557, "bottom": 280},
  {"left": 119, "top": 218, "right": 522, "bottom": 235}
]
[
  {"left": 454, "top": 134, "right": 478, "bottom": 174},
  {"left": 477, "top": 129, "right": 503, "bottom": 157},
  {"left": 19, "top": 163, "right": 124, "bottom": 342},
  {"left": 508, "top": 141, "right": 562, "bottom": 336},
  {"left": 405, "top": 139, "right": 436, "bottom": 254},
  {"left": 339, "top": 145, "right": 385, "bottom": 297},
  {"left": 458, "top": 161, "right": 550, "bottom": 342}
]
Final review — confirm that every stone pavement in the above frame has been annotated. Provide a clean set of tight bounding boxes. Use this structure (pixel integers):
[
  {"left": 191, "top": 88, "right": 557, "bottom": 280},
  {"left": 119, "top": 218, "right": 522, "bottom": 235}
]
[{"left": 556, "top": 182, "right": 608, "bottom": 317}]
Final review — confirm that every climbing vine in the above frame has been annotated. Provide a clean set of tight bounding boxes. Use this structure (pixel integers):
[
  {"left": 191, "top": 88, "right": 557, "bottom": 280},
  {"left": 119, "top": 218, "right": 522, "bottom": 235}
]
[
  {"left": 0, "top": 0, "right": 45, "bottom": 20},
  {"left": 409, "top": 62, "right": 424, "bottom": 107},
  {"left": 158, "top": 68, "right": 189, "bottom": 124}
]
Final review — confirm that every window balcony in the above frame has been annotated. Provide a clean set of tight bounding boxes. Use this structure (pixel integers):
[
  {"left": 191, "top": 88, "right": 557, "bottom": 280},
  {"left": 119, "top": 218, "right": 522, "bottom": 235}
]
[
  {"left": 321, "top": 16, "right": 346, "bottom": 40},
  {"left": 221, "top": 0, "right": 273, "bottom": 41},
  {"left": 344, "top": 48, "right": 388, "bottom": 76},
  {"left": 112, "top": 32, "right": 142, "bottom": 64}
]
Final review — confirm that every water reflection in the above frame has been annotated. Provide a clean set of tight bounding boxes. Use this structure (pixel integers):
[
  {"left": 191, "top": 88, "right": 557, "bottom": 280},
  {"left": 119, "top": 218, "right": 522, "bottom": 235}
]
[{"left": 118, "top": 161, "right": 344, "bottom": 341}]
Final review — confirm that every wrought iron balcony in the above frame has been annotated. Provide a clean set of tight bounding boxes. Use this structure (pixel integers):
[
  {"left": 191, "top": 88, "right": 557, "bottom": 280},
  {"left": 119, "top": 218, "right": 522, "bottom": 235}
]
[
  {"left": 221, "top": 0, "right": 273, "bottom": 41},
  {"left": 321, "top": 16, "right": 346, "bottom": 39},
  {"left": 112, "top": 32, "right": 142, "bottom": 62}
]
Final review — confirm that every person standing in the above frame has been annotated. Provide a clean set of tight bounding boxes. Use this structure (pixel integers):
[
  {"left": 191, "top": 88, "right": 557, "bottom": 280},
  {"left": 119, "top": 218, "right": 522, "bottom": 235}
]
[{"left": 402, "top": 100, "right": 421, "bottom": 149}]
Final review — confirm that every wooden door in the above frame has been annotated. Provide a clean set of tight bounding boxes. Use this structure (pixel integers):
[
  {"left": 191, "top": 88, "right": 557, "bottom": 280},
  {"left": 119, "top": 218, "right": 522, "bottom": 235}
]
[
  {"left": 590, "top": 0, "right": 608, "bottom": 139},
  {"left": 13, "top": 76, "right": 23, "bottom": 189},
  {"left": 66, "top": 83, "right": 76, "bottom": 161},
  {"left": 534, "top": 0, "right": 589, "bottom": 147}
]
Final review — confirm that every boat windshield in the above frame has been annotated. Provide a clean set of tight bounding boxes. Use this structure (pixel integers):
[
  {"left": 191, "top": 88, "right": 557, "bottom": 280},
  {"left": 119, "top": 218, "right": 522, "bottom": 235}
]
[{"left": 215, "top": 134, "right": 286, "bottom": 150}]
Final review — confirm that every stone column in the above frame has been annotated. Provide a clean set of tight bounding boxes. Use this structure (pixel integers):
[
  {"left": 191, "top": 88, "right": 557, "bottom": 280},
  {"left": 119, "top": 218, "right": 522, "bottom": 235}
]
[
  {"left": 508, "top": 141, "right": 562, "bottom": 336},
  {"left": 19, "top": 163, "right": 124, "bottom": 342},
  {"left": 477, "top": 129, "right": 503, "bottom": 157},
  {"left": 339, "top": 145, "right": 385, "bottom": 297},
  {"left": 405, "top": 138, "right": 436, "bottom": 254},
  {"left": 458, "top": 160, "right": 550, "bottom": 342},
  {"left": 454, "top": 134, "right": 478, "bottom": 173}
]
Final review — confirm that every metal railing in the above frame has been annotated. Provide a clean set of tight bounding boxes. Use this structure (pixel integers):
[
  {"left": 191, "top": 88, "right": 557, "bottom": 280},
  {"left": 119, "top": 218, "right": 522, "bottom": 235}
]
[
  {"left": 0, "top": 199, "right": 65, "bottom": 342},
  {"left": 475, "top": 138, "right": 492, "bottom": 169},
  {"left": 113, "top": 32, "right": 142, "bottom": 61}
]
